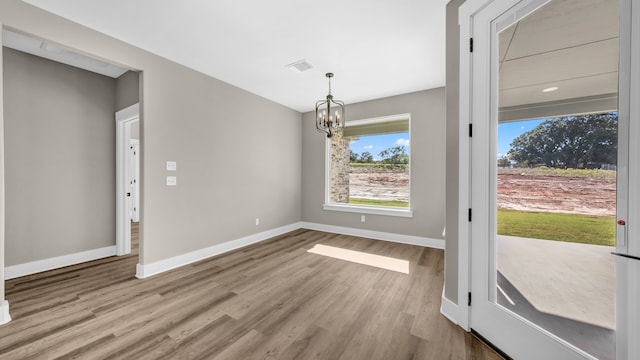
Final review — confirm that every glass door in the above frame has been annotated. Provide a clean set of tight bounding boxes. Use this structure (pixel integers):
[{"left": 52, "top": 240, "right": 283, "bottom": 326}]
[{"left": 468, "top": 0, "right": 625, "bottom": 358}]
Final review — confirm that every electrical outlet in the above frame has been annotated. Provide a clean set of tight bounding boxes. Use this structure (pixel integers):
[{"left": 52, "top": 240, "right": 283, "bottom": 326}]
[
  {"left": 255, "top": 218, "right": 260, "bottom": 226},
  {"left": 361, "top": 215, "right": 366, "bottom": 222}
]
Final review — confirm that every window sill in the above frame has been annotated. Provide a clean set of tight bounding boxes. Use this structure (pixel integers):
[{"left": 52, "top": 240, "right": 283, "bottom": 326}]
[{"left": 322, "top": 203, "right": 413, "bottom": 218}]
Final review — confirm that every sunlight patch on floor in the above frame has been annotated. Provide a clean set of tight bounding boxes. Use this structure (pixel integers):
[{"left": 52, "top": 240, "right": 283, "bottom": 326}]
[{"left": 307, "top": 244, "right": 410, "bottom": 274}]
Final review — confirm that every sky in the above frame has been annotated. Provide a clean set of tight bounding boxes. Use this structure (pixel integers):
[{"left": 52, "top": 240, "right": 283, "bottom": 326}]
[
  {"left": 350, "top": 132, "right": 410, "bottom": 161},
  {"left": 497, "top": 119, "right": 545, "bottom": 157},
  {"left": 347, "top": 120, "right": 544, "bottom": 161}
]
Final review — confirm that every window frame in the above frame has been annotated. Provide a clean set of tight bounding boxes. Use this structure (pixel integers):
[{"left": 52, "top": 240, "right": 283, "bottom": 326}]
[{"left": 323, "top": 113, "right": 413, "bottom": 218}]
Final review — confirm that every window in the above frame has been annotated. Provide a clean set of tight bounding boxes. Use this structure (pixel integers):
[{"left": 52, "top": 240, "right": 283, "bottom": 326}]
[{"left": 324, "top": 114, "right": 412, "bottom": 217}]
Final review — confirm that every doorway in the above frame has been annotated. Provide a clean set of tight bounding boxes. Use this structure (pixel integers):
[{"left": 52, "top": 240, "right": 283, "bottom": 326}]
[
  {"left": 459, "top": 0, "right": 639, "bottom": 358},
  {"left": 116, "top": 103, "right": 140, "bottom": 256}
]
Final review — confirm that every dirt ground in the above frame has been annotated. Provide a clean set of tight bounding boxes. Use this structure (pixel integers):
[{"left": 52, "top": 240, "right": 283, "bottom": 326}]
[
  {"left": 348, "top": 171, "right": 616, "bottom": 216},
  {"left": 349, "top": 172, "right": 409, "bottom": 202},
  {"left": 498, "top": 174, "right": 616, "bottom": 216}
]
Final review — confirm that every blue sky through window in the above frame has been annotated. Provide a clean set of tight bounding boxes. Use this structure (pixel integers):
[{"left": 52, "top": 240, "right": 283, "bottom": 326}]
[
  {"left": 497, "top": 119, "right": 545, "bottom": 157},
  {"left": 349, "top": 132, "right": 410, "bottom": 161},
  {"left": 347, "top": 120, "right": 547, "bottom": 161}
]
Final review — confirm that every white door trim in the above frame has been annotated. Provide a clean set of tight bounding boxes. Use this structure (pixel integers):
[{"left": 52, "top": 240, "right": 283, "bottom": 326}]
[
  {"left": 0, "top": 24, "right": 8, "bottom": 326},
  {"left": 115, "top": 103, "right": 139, "bottom": 256},
  {"left": 455, "top": 0, "right": 476, "bottom": 330}
]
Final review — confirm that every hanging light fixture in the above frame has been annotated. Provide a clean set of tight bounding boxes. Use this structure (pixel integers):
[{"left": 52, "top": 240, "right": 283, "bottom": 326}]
[{"left": 315, "top": 72, "right": 345, "bottom": 138}]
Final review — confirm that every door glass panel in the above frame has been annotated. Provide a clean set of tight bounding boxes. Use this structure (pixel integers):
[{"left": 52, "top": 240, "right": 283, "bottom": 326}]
[{"left": 495, "top": 0, "right": 618, "bottom": 359}]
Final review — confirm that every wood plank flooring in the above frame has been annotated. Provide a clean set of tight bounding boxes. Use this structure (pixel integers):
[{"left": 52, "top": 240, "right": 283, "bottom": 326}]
[{"left": 1, "top": 225, "right": 503, "bottom": 359}]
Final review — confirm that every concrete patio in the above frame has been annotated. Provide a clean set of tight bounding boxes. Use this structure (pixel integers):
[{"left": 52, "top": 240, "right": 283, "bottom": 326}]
[{"left": 497, "top": 235, "right": 615, "bottom": 330}]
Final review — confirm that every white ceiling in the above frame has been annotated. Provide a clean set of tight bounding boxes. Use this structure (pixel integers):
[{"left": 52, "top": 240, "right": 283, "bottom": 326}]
[{"left": 19, "top": 0, "right": 448, "bottom": 112}]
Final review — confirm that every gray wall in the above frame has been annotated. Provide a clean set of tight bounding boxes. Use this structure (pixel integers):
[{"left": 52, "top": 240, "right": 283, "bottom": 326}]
[
  {"left": 302, "top": 89, "right": 446, "bottom": 239},
  {"left": 445, "top": 0, "right": 465, "bottom": 304},
  {"left": 116, "top": 70, "right": 140, "bottom": 139},
  {"left": 115, "top": 70, "right": 140, "bottom": 111},
  {"left": 0, "top": 0, "right": 302, "bottom": 267},
  {"left": 3, "top": 47, "right": 116, "bottom": 266},
  {"left": 130, "top": 121, "right": 140, "bottom": 140}
]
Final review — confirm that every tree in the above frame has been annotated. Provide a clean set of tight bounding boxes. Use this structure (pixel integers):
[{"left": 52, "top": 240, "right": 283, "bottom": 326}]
[
  {"left": 497, "top": 155, "right": 511, "bottom": 168},
  {"left": 350, "top": 150, "right": 358, "bottom": 162},
  {"left": 378, "top": 146, "right": 409, "bottom": 165},
  {"left": 359, "top": 151, "right": 374, "bottom": 163},
  {"left": 507, "top": 113, "right": 617, "bottom": 168}
]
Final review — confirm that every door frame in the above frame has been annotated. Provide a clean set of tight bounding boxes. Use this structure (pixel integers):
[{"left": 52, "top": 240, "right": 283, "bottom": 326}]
[
  {"left": 457, "top": 0, "right": 639, "bottom": 358},
  {"left": 115, "top": 103, "right": 139, "bottom": 256}
]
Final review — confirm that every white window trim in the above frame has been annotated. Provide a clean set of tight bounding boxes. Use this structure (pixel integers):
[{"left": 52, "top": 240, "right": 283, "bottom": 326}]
[
  {"left": 323, "top": 113, "right": 413, "bottom": 218},
  {"left": 322, "top": 203, "right": 413, "bottom": 217}
]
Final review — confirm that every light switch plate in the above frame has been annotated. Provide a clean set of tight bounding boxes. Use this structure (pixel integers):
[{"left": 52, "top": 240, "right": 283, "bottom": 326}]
[
  {"left": 166, "top": 176, "right": 177, "bottom": 186},
  {"left": 166, "top": 161, "right": 177, "bottom": 171}
]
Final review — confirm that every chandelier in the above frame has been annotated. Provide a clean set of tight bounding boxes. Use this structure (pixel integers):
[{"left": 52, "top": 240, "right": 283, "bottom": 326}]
[{"left": 315, "top": 72, "right": 345, "bottom": 138}]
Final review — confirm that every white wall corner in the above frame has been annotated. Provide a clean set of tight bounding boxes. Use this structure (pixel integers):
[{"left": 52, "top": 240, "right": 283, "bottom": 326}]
[
  {"left": 136, "top": 222, "right": 303, "bottom": 279},
  {"left": 4, "top": 246, "right": 117, "bottom": 280},
  {"left": 300, "top": 222, "right": 445, "bottom": 249},
  {"left": 0, "top": 300, "right": 11, "bottom": 325}
]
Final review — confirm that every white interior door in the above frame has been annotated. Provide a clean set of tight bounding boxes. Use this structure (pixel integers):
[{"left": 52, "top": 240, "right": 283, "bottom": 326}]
[
  {"left": 128, "top": 139, "right": 140, "bottom": 222},
  {"left": 463, "top": 0, "right": 632, "bottom": 358}
]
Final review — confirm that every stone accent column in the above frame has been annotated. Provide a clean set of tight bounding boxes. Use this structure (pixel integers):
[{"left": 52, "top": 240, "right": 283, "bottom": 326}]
[{"left": 330, "top": 129, "right": 350, "bottom": 203}]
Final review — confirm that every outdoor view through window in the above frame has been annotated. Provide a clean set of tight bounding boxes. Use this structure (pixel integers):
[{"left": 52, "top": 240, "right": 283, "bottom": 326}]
[
  {"left": 498, "top": 113, "right": 617, "bottom": 246},
  {"left": 328, "top": 116, "right": 410, "bottom": 208}
]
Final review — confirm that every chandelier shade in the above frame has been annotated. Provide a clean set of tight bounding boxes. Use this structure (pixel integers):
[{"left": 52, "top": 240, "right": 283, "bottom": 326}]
[{"left": 315, "top": 73, "right": 345, "bottom": 138}]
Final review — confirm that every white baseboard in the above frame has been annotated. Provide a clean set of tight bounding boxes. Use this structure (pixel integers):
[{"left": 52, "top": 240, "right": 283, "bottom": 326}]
[
  {"left": 0, "top": 300, "right": 10, "bottom": 325},
  {"left": 300, "top": 222, "right": 445, "bottom": 249},
  {"left": 440, "top": 287, "right": 469, "bottom": 331},
  {"left": 136, "top": 222, "right": 303, "bottom": 279},
  {"left": 441, "top": 291, "right": 461, "bottom": 326},
  {"left": 135, "top": 221, "right": 445, "bottom": 279},
  {"left": 4, "top": 246, "right": 117, "bottom": 280}
]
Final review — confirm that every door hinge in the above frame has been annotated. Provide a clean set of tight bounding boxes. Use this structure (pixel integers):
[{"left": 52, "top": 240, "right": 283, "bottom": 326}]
[
  {"left": 468, "top": 292, "right": 472, "bottom": 306},
  {"left": 470, "top": 37, "right": 474, "bottom": 52},
  {"left": 469, "top": 123, "right": 473, "bottom": 137},
  {"left": 468, "top": 208, "right": 472, "bottom": 222}
]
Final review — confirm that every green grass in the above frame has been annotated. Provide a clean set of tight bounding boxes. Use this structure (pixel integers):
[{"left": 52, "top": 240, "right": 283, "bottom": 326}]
[
  {"left": 497, "top": 209, "right": 615, "bottom": 246},
  {"left": 498, "top": 166, "right": 616, "bottom": 179},
  {"left": 349, "top": 198, "right": 409, "bottom": 208}
]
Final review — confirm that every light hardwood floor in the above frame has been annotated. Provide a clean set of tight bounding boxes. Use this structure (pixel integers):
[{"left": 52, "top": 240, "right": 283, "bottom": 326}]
[{"left": 1, "top": 226, "right": 503, "bottom": 359}]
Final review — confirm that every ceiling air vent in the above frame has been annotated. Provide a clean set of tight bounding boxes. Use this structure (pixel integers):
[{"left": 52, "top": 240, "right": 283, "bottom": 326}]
[{"left": 286, "top": 59, "right": 313, "bottom": 73}]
